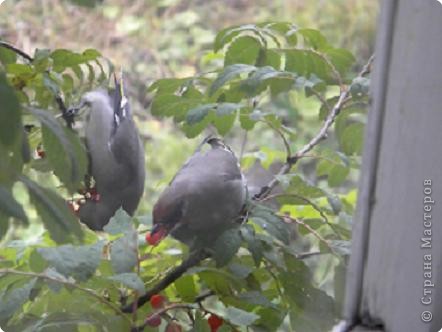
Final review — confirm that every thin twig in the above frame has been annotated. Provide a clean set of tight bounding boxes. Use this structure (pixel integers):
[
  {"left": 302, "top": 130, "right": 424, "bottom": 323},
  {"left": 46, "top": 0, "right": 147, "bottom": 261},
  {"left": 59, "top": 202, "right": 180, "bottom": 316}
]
[
  {"left": 260, "top": 119, "right": 292, "bottom": 158},
  {"left": 253, "top": 55, "right": 374, "bottom": 201},
  {"left": 281, "top": 215, "right": 338, "bottom": 256},
  {"left": 0, "top": 268, "right": 131, "bottom": 323},
  {"left": 0, "top": 41, "right": 34, "bottom": 62},
  {"left": 260, "top": 193, "right": 343, "bottom": 239}
]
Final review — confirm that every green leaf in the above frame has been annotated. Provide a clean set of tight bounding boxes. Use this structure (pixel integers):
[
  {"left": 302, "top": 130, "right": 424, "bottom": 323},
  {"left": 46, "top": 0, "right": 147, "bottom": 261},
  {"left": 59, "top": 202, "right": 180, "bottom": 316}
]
[
  {"left": 297, "top": 28, "right": 328, "bottom": 50},
  {"left": 316, "top": 150, "right": 350, "bottom": 187},
  {"left": 148, "top": 78, "right": 188, "bottom": 93},
  {"left": 240, "top": 225, "right": 263, "bottom": 266},
  {"left": 340, "top": 123, "right": 364, "bottom": 155},
  {"left": 281, "top": 256, "right": 336, "bottom": 332},
  {"left": 174, "top": 275, "right": 197, "bottom": 302},
  {"left": 209, "top": 64, "right": 256, "bottom": 96},
  {"left": 150, "top": 94, "right": 201, "bottom": 119},
  {"left": 0, "top": 46, "right": 17, "bottom": 65},
  {"left": 239, "top": 107, "right": 256, "bottom": 131},
  {"left": 0, "top": 278, "right": 37, "bottom": 321},
  {"left": 20, "top": 176, "right": 83, "bottom": 243},
  {"left": 239, "top": 66, "right": 294, "bottom": 96},
  {"left": 214, "top": 24, "right": 262, "bottom": 52},
  {"left": 29, "top": 108, "right": 87, "bottom": 193},
  {"left": 285, "top": 50, "right": 331, "bottom": 81},
  {"left": 37, "top": 241, "right": 104, "bottom": 282},
  {"left": 0, "top": 73, "right": 22, "bottom": 148},
  {"left": 286, "top": 174, "right": 326, "bottom": 200},
  {"left": 225, "top": 306, "right": 259, "bottom": 326},
  {"left": 251, "top": 208, "right": 290, "bottom": 245},
  {"left": 224, "top": 36, "right": 262, "bottom": 66},
  {"left": 211, "top": 228, "right": 242, "bottom": 267},
  {"left": 0, "top": 186, "right": 28, "bottom": 225},
  {"left": 103, "top": 208, "right": 132, "bottom": 235},
  {"left": 108, "top": 273, "right": 145, "bottom": 293},
  {"left": 186, "top": 104, "right": 216, "bottom": 125},
  {"left": 110, "top": 231, "right": 138, "bottom": 274},
  {"left": 350, "top": 76, "right": 370, "bottom": 99},
  {"left": 213, "top": 103, "right": 239, "bottom": 135},
  {"left": 259, "top": 49, "right": 281, "bottom": 69},
  {"left": 324, "top": 47, "right": 355, "bottom": 76}
]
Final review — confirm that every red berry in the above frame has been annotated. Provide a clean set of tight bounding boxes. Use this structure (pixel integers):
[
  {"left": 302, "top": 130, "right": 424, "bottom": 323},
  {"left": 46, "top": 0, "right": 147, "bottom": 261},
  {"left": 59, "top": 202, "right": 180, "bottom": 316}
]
[
  {"left": 150, "top": 294, "right": 166, "bottom": 309},
  {"left": 146, "top": 314, "right": 162, "bottom": 327},
  {"left": 145, "top": 231, "right": 163, "bottom": 246},
  {"left": 36, "top": 148, "right": 45, "bottom": 158},
  {"left": 92, "top": 193, "right": 101, "bottom": 202},
  {"left": 208, "top": 314, "right": 223, "bottom": 331},
  {"left": 165, "top": 322, "right": 182, "bottom": 332}
]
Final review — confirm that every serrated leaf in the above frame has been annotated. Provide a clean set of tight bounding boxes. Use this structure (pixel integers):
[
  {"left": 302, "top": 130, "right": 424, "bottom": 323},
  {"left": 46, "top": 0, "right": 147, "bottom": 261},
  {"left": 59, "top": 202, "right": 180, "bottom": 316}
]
[
  {"left": 20, "top": 176, "right": 83, "bottom": 243},
  {"left": 150, "top": 94, "right": 201, "bottom": 119},
  {"left": 285, "top": 50, "right": 331, "bottom": 82},
  {"left": 29, "top": 108, "right": 87, "bottom": 193},
  {"left": 324, "top": 47, "right": 355, "bottom": 76},
  {"left": 240, "top": 225, "right": 263, "bottom": 266},
  {"left": 297, "top": 28, "right": 328, "bottom": 50},
  {"left": 148, "top": 78, "right": 188, "bottom": 93},
  {"left": 250, "top": 207, "right": 290, "bottom": 245},
  {"left": 211, "top": 228, "right": 242, "bottom": 267},
  {"left": 214, "top": 24, "right": 262, "bottom": 52},
  {"left": 281, "top": 256, "right": 336, "bottom": 331},
  {"left": 37, "top": 241, "right": 104, "bottom": 282},
  {"left": 103, "top": 208, "right": 132, "bottom": 235},
  {"left": 209, "top": 64, "right": 256, "bottom": 96},
  {"left": 109, "top": 273, "right": 145, "bottom": 293},
  {"left": 286, "top": 174, "right": 326, "bottom": 200},
  {"left": 224, "top": 36, "right": 262, "bottom": 66},
  {"left": 0, "top": 278, "right": 37, "bottom": 321},
  {"left": 110, "top": 231, "right": 138, "bottom": 274},
  {"left": 0, "top": 186, "right": 28, "bottom": 225},
  {"left": 186, "top": 104, "right": 216, "bottom": 125},
  {"left": 340, "top": 123, "right": 364, "bottom": 155},
  {"left": 225, "top": 306, "right": 259, "bottom": 326}
]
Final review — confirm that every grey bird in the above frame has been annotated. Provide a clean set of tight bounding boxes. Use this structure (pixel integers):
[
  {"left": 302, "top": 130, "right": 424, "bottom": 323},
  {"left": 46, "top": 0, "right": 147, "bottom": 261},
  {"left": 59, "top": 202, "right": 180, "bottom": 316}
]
[
  {"left": 76, "top": 77, "right": 145, "bottom": 230},
  {"left": 148, "top": 137, "right": 247, "bottom": 247}
]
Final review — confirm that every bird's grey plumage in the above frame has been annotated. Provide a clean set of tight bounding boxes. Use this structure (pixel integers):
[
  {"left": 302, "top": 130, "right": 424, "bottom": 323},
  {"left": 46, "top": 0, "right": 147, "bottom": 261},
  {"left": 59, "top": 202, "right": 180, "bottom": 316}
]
[
  {"left": 153, "top": 138, "right": 247, "bottom": 246},
  {"left": 78, "top": 84, "right": 145, "bottom": 230}
]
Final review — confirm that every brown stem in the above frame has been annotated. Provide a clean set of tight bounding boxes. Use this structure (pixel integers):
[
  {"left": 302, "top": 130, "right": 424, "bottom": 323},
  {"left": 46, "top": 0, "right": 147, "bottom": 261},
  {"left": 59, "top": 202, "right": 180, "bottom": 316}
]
[{"left": 122, "top": 250, "right": 209, "bottom": 313}]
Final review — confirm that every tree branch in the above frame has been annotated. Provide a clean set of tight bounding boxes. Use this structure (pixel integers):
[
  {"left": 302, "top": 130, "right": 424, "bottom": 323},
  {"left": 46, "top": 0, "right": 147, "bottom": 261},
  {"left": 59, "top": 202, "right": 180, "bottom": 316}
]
[
  {"left": 0, "top": 40, "right": 34, "bottom": 62},
  {"left": 122, "top": 249, "right": 210, "bottom": 313},
  {"left": 253, "top": 55, "right": 375, "bottom": 201}
]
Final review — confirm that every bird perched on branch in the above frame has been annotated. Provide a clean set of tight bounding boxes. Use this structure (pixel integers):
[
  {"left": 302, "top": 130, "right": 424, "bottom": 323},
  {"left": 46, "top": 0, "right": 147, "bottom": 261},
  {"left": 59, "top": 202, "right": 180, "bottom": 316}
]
[
  {"left": 75, "top": 74, "right": 145, "bottom": 230},
  {"left": 147, "top": 137, "right": 247, "bottom": 248}
]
